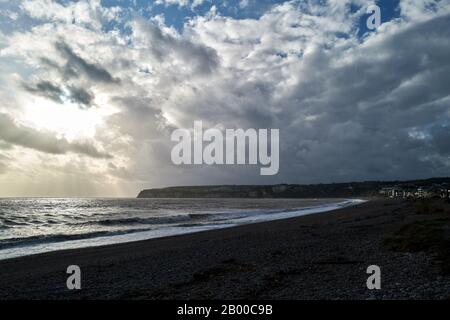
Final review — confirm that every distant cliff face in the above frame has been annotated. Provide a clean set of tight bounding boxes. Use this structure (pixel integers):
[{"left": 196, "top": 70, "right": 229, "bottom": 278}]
[
  {"left": 137, "top": 178, "right": 450, "bottom": 198},
  {"left": 138, "top": 185, "right": 278, "bottom": 198},
  {"left": 136, "top": 184, "right": 376, "bottom": 199},
  {"left": 137, "top": 183, "right": 376, "bottom": 198}
]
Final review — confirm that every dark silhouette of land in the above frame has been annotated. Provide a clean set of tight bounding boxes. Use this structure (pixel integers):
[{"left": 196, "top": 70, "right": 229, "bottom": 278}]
[{"left": 137, "top": 177, "right": 450, "bottom": 198}]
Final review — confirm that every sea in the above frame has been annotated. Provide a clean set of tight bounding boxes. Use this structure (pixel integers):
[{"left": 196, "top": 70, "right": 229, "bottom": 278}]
[{"left": 0, "top": 198, "right": 365, "bottom": 260}]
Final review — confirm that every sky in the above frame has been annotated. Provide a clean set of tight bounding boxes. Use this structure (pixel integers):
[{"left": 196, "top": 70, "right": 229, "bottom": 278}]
[{"left": 0, "top": 0, "right": 449, "bottom": 197}]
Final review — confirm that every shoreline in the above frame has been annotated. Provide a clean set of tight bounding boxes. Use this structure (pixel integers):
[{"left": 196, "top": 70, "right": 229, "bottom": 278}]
[
  {"left": 1, "top": 198, "right": 449, "bottom": 299},
  {"left": 0, "top": 198, "right": 364, "bottom": 261}
]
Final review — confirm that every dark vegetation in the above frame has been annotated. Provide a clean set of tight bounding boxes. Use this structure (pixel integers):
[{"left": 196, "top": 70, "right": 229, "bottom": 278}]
[{"left": 383, "top": 199, "right": 450, "bottom": 275}]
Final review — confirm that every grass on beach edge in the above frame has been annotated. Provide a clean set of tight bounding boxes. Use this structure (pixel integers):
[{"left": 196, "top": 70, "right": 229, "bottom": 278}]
[{"left": 383, "top": 200, "right": 450, "bottom": 275}]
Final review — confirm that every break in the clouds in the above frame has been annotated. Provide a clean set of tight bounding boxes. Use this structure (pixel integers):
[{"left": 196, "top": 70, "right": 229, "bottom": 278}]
[{"left": 0, "top": 0, "right": 449, "bottom": 197}]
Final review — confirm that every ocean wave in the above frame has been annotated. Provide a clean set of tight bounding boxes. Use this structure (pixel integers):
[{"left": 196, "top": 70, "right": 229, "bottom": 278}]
[
  {"left": 0, "top": 228, "right": 154, "bottom": 250},
  {"left": 96, "top": 216, "right": 191, "bottom": 226},
  {"left": 74, "top": 214, "right": 209, "bottom": 227},
  {"left": 1, "top": 218, "right": 31, "bottom": 226}
]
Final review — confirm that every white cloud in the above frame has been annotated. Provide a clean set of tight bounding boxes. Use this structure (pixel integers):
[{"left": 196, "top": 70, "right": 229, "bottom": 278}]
[
  {"left": 155, "top": 0, "right": 191, "bottom": 8},
  {"left": 155, "top": 0, "right": 207, "bottom": 10},
  {"left": 20, "top": 0, "right": 121, "bottom": 29}
]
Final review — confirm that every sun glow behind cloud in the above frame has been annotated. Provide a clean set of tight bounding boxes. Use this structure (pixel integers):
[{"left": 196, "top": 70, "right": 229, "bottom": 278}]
[{"left": 22, "top": 97, "right": 108, "bottom": 141}]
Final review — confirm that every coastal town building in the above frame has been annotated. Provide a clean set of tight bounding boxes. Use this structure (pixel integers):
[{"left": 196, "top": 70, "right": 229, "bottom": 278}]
[{"left": 379, "top": 184, "right": 450, "bottom": 200}]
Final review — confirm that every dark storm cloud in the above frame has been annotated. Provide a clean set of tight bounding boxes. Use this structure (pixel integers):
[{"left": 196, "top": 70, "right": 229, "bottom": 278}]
[
  {"left": 132, "top": 18, "right": 219, "bottom": 75},
  {"left": 260, "top": 13, "right": 450, "bottom": 183},
  {"left": 430, "top": 125, "right": 450, "bottom": 155},
  {"left": 54, "top": 41, "right": 119, "bottom": 83},
  {"left": 107, "top": 95, "right": 167, "bottom": 139},
  {"left": 163, "top": 11, "right": 450, "bottom": 185},
  {"left": 0, "top": 113, "right": 111, "bottom": 158},
  {"left": 23, "top": 80, "right": 95, "bottom": 108},
  {"left": 66, "top": 85, "right": 95, "bottom": 107},
  {"left": 23, "top": 80, "right": 64, "bottom": 103}
]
